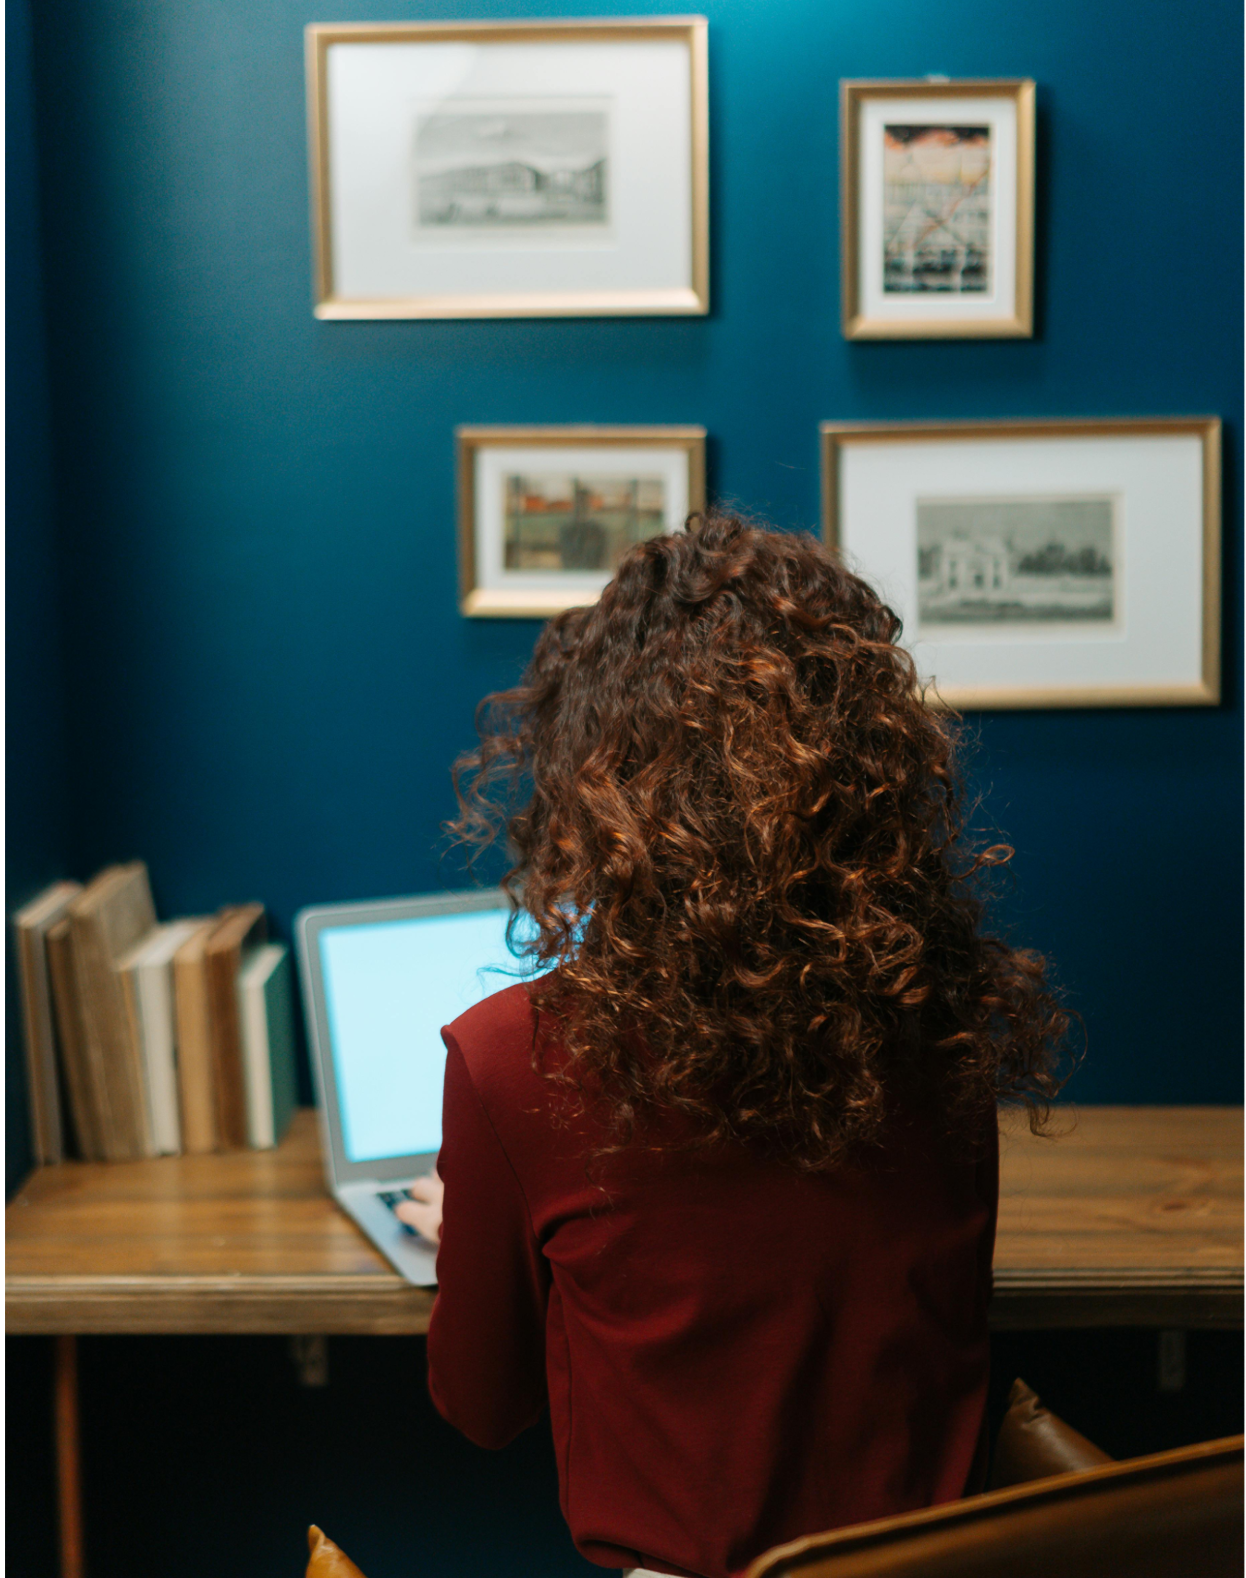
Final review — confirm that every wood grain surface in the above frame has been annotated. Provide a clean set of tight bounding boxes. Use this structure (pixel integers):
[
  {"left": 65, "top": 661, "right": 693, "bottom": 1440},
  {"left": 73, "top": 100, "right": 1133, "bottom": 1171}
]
[
  {"left": 994, "top": 1105, "right": 1242, "bottom": 1328},
  {"left": 6, "top": 1111, "right": 431, "bottom": 1334},
  {"left": 6, "top": 1107, "right": 1241, "bottom": 1334}
]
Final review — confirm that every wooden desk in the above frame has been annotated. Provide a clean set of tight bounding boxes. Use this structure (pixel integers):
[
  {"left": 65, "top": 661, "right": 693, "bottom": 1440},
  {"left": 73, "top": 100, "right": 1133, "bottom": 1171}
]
[
  {"left": 6, "top": 1106, "right": 1240, "bottom": 1578},
  {"left": 7, "top": 1106, "right": 1242, "bottom": 1334},
  {"left": 993, "top": 1106, "right": 1241, "bottom": 1329},
  {"left": 6, "top": 1111, "right": 433, "bottom": 1336}
]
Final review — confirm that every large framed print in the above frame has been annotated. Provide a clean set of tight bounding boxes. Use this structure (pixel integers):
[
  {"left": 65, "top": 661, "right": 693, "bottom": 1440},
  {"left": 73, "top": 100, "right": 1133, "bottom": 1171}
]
[
  {"left": 821, "top": 418, "right": 1221, "bottom": 709},
  {"left": 306, "top": 19, "right": 709, "bottom": 319},
  {"left": 458, "top": 425, "right": 706, "bottom": 618},
  {"left": 841, "top": 79, "right": 1035, "bottom": 340}
]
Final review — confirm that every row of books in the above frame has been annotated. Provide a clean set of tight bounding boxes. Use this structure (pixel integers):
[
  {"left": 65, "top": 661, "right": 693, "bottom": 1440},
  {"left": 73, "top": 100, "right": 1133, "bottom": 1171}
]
[{"left": 15, "top": 862, "right": 298, "bottom": 1164}]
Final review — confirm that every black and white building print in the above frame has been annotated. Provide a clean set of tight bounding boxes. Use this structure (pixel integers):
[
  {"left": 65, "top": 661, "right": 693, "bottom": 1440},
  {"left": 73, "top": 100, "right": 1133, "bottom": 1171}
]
[
  {"left": 916, "top": 497, "right": 1117, "bottom": 626},
  {"left": 415, "top": 99, "right": 609, "bottom": 229}
]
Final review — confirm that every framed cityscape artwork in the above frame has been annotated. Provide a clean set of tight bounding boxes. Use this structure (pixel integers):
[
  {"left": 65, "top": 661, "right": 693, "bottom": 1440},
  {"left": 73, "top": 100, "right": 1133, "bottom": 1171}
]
[
  {"left": 457, "top": 425, "right": 706, "bottom": 617},
  {"left": 306, "top": 19, "right": 709, "bottom": 319},
  {"left": 840, "top": 79, "right": 1036, "bottom": 339},
  {"left": 821, "top": 418, "right": 1221, "bottom": 708}
]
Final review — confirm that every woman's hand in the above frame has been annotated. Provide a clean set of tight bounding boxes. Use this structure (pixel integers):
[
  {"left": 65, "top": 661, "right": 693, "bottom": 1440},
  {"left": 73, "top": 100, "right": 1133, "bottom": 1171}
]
[{"left": 394, "top": 1168, "right": 444, "bottom": 1247}]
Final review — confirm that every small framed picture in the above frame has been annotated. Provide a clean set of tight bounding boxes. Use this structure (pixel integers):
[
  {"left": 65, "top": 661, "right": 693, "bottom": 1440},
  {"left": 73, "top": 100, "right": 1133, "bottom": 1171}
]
[
  {"left": 457, "top": 426, "right": 706, "bottom": 617},
  {"left": 821, "top": 418, "right": 1221, "bottom": 708},
  {"left": 840, "top": 79, "right": 1035, "bottom": 339},
  {"left": 306, "top": 19, "right": 709, "bottom": 320}
]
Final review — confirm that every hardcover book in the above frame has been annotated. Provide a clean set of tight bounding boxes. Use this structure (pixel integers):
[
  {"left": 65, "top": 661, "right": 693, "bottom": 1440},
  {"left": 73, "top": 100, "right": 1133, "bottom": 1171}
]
[
  {"left": 173, "top": 917, "right": 224, "bottom": 1154},
  {"left": 118, "top": 918, "right": 206, "bottom": 1156},
  {"left": 14, "top": 880, "right": 82, "bottom": 1163},
  {"left": 46, "top": 917, "right": 104, "bottom": 1160},
  {"left": 237, "top": 943, "right": 298, "bottom": 1149},
  {"left": 205, "top": 903, "right": 267, "bottom": 1148},
  {"left": 66, "top": 863, "right": 158, "bottom": 1160}
]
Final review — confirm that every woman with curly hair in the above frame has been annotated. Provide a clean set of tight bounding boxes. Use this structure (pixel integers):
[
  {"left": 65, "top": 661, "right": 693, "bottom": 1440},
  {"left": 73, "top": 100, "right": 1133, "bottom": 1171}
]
[{"left": 396, "top": 514, "right": 1067, "bottom": 1578}]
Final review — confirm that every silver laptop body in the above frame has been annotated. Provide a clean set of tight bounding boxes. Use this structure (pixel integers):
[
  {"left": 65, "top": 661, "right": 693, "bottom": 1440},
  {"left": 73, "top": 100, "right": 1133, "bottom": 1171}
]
[{"left": 295, "top": 888, "right": 522, "bottom": 1287}]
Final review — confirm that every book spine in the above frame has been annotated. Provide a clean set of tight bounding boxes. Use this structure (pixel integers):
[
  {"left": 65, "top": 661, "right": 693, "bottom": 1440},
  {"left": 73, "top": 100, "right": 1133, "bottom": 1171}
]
[
  {"left": 46, "top": 923, "right": 104, "bottom": 1161},
  {"left": 121, "top": 960, "right": 158, "bottom": 1158},
  {"left": 139, "top": 959, "right": 182, "bottom": 1155},
  {"left": 16, "top": 923, "right": 64, "bottom": 1164},
  {"left": 239, "top": 969, "right": 275, "bottom": 1149},
  {"left": 66, "top": 913, "right": 130, "bottom": 1160},
  {"left": 207, "top": 949, "right": 249, "bottom": 1149},
  {"left": 119, "top": 967, "right": 158, "bottom": 1156},
  {"left": 115, "top": 947, "right": 157, "bottom": 1159},
  {"left": 267, "top": 952, "right": 298, "bottom": 1148},
  {"left": 174, "top": 950, "right": 218, "bottom": 1154}
]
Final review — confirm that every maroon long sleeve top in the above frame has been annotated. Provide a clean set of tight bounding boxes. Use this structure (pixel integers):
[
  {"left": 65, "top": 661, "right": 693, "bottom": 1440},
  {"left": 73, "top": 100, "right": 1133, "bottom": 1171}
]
[{"left": 427, "top": 983, "right": 997, "bottom": 1578}]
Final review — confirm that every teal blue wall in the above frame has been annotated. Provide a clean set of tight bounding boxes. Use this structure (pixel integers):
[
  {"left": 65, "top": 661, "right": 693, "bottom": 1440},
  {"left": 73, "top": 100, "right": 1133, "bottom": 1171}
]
[
  {"left": 7, "top": 1, "right": 1242, "bottom": 1572},
  {"left": 6, "top": 0, "right": 68, "bottom": 1196},
  {"left": 22, "top": 0, "right": 1243, "bottom": 1115}
]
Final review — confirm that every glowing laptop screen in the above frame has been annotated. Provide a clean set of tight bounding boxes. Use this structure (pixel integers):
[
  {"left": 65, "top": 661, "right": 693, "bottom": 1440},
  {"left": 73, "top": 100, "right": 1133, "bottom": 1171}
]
[{"left": 318, "top": 908, "right": 535, "bottom": 1164}]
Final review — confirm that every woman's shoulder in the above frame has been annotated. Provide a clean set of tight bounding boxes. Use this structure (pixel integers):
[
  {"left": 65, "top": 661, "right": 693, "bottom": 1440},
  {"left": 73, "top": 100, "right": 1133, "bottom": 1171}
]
[
  {"left": 442, "top": 979, "right": 551, "bottom": 1106},
  {"left": 447, "top": 977, "right": 538, "bottom": 1042}
]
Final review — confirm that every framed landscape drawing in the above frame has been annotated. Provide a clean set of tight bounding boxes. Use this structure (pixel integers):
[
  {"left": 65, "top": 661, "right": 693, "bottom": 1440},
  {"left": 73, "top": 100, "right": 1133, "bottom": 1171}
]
[
  {"left": 306, "top": 19, "right": 709, "bottom": 319},
  {"left": 821, "top": 418, "right": 1220, "bottom": 708},
  {"left": 841, "top": 79, "right": 1035, "bottom": 339},
  {"left": 458, "top": 426, "right": 707, "bottom": 617}
]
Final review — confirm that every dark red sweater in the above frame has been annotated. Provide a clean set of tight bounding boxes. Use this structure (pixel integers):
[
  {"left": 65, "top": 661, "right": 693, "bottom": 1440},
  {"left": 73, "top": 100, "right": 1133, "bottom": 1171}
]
[{"left": 427, "top": 984, "right": 997, "bottom": 1578}]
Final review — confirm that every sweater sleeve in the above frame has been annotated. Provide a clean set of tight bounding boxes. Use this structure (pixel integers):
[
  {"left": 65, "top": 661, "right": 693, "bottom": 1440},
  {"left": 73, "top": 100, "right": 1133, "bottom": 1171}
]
[{"left": 425, "top": 1030, "right": 551, "bottom": 1449}]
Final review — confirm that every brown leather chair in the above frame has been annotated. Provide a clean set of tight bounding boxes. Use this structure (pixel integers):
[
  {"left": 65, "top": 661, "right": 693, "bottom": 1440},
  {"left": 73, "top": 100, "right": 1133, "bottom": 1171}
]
[
  {"left": 742, "top": 1436, "right": 1244, "bottom": 1578},
  {"left": 306, "top": 1526, "right": 368, "bottom": 1578},
  {"left": 987, "top": 1376, "right": 1113, "bottom": 1487}
]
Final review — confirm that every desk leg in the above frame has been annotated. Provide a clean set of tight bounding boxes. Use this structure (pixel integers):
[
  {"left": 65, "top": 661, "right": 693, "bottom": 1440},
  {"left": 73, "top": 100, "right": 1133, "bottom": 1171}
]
[{"left": 54, "top": 1334, "right": 85, "bottom": 1578}]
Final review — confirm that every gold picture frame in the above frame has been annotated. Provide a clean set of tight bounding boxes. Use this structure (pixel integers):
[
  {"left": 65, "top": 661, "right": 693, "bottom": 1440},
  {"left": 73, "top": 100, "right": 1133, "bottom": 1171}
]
[
  {"left": 841, "top": 78, "right": 1036, "bottom": 340},
  {"left": 457, "top": 425, "right": 707, "bottom": 618},
  {"left": 306, "top": 18, "right": 710, "bottom": 320},
  {"left": 821, "top": 417, "right": 1221, "bottom": 709}
]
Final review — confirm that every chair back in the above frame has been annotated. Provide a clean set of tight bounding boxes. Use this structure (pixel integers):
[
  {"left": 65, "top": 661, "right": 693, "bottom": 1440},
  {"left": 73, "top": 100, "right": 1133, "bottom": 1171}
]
[
  {"left": 306, "top": 1525, "right": 368, "bottom": 1578},
  {"left": 743, "top": 1435, "right": 1244, "bottom": 1578},
  {"left": 988, "top": 1376, "right": 1113, "bottom": 1487}
]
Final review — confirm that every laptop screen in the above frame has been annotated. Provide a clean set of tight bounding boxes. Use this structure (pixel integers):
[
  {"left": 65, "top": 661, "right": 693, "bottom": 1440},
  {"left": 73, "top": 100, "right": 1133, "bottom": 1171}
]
[{"left": 317, "top": 907, "right": 536, "bottom": 1163}]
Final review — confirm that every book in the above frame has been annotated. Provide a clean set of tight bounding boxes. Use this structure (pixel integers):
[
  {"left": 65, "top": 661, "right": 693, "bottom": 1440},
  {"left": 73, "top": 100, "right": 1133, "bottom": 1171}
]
[
  {"left": 237, "top": 944, "right": 298, "bottom": 1149},
  {"left": 66, "top": 863, "right": 158, "bottom": 1160},
  {"left": 172, "top": 917, "right": 223, "bottom": 1154},
  {"left": 14, "top": 880, "right": 82, "bottom": 1163},
  {"left": 46, "top": 917, "right": 104, "bottom": 1160},
  {"left": 205, "top": 903, "right": 267, "bottom": 1148},
  {"left": 117, "top": 919, "right": 206, "bottom": 1156}
]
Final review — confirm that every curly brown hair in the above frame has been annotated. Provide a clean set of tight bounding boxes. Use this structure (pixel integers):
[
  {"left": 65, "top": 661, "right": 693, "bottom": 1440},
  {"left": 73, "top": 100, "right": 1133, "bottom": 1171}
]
[{"left": 449, "top": 513, "right": 1068, "bottom": 1168}]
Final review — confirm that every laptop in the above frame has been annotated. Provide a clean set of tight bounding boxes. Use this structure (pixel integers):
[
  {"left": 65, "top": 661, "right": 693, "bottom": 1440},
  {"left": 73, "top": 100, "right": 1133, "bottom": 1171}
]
[{"left": 295, "top": 888, "right": 536, "bottom": 1286}]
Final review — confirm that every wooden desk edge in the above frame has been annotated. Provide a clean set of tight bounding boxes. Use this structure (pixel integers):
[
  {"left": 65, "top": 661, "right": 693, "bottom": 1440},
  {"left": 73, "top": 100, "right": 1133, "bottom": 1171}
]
[
  {"left": 8, "top": 1270, "right": 1240, "bottom": 1335},
  {"left": 6, "top": 1276, "right": 435, "bottom": 1336},
  {"left": 990, "top": 1284, "right": 1243, "bottom": 1331}
]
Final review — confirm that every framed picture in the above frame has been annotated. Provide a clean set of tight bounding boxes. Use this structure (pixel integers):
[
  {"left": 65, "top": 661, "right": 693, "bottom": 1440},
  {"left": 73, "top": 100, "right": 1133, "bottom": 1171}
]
[
  {"left": 840, "top": 79, "right": 1035, "bottom": 339},
  {"left": 457, "top": 425, "right": 706, "bottom": 617},
  {"left": 821, "top": 418, "right": 1221, "bottom": 708},
  {"left": 306, "top": 19, "right": 709, "bottom": 319}
]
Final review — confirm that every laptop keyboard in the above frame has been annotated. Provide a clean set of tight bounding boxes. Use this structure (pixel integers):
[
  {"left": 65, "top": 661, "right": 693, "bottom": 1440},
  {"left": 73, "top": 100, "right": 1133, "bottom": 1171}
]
[{"left": 377, "top": 1189, "right": 418, "bottom": 1234}]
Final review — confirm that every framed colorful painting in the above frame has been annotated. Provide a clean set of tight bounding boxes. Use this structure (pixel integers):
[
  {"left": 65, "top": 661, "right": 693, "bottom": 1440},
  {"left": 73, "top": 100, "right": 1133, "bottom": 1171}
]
[
  {"left": 841, "top": 79, "right": 1035, "bottom": 339},
  {"left": 457, "top": 425, "right": 707, "bottom": 617},
  {"left": 821, "top": 417, "right": 1220, "bottom": 708}
]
